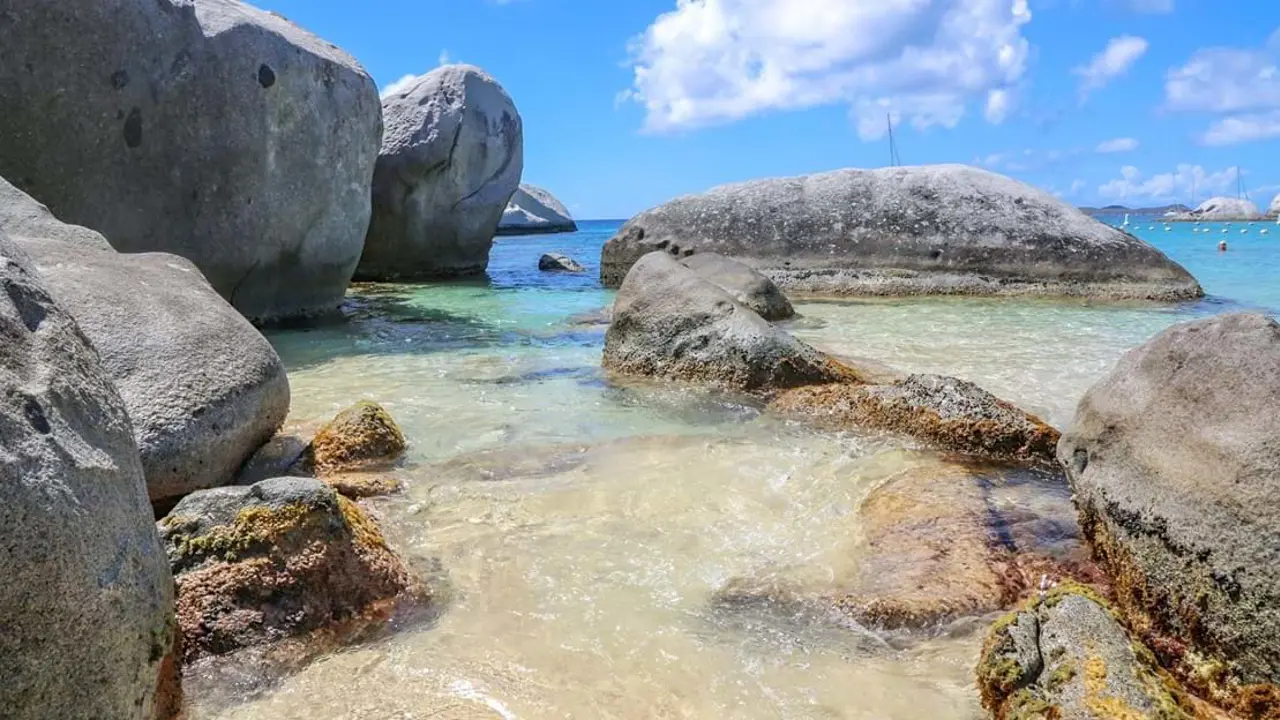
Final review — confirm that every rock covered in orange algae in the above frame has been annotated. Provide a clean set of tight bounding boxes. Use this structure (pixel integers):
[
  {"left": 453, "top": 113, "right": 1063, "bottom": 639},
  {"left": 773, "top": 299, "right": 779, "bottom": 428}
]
[
  {"left": 158, "top": 477, "right": 411, "bottom": 662},
  {"left": 771, "top": 374, "right": 1060, "bottom": 465},
  {"left": 715, "top": 459, "right": 1098, "bottom": 633},
  {"left": 305, "top": 400, "right": 408, "bottom": 475}
]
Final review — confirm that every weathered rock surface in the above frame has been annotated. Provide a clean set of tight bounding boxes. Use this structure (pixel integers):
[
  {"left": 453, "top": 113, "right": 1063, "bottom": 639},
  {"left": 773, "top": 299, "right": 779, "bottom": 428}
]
[
  {"left": 1059, "top": 313, "right": 1280, "bottom": 710},
  {"left": 1174, "top": 197, "right": 1262, "bottom": 221},
  {"left": 1268, "top": 194, "right": 1280, "bottom": 219},
  {"left": 302, "top": 400, "right": 407, "bottom": 476},
  {"left": 603, "top": 252, "right": 858, "bottom": 392},
  {"left": 499, "top": 184, "right": 578, "bottom": 235},
  {"left": 772, "top": 374, "right": 1060, "bottom": 465},
  {"left": 601, "top": 165, "right": 1202, "bottom": 301},
  {"left": 681, "top": 252, "right": 795, "bottom": 321},
  {"left": 0, "top": 177, "right": 289, "bottom": 504},
  {"left": 0, "top": 0, "right": 382, "bottom": 323},
  {"left": 716, "top": 459, "right": 1092, "bottom": 632},
  {"left": 539, "top": 253, "right": 586, "bottom": 273},
  {"left": 159, "top": 477, "right": 411, "bottom": 661},
  {"left": 0, "top": 235, "right": 174, "bottom": 718},
  {"left": 977, "top": 585, "right": 1192, "bottom": 720},
  {"left": 359, "top": 65, "right": 524, "bottom": 280}
]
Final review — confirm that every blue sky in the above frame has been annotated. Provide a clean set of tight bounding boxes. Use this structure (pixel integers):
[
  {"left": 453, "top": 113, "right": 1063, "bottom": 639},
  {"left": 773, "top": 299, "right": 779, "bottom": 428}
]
[{"left": 256, "top": 0, "right": 1280, "bottom": 219}]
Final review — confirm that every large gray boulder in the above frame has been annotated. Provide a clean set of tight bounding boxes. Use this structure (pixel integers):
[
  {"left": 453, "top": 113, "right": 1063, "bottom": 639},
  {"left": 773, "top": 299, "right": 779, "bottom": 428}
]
[
  {"left": 358, "top": 65, "right": 524, "bottom": 280},
  {"left": 603, "top": 252, "right": 856, "bottom": 392},
  {"left": 1267, "top": 194, "right": 1280, "bottom": 219},
  {"left": 1175, "top": 196, "right": 1261, "bottom": 221},
  {"left": 498, "top": 183, "right": 578, "bottom": 235},
  {"left": 681, "top": 253, "right": 794, "bottom": 321},
  {"left": 0, "top": 234, "right": 174, "bottom": 717},
  {"left": 1059, "top": 313, "right": 1280, "bottom": 703},
  {"left": 0, "top": 0, "right": 382, "bottom": 323},
  {"left": 602, "top": 165, "right": 1202, "bottom": 301},
  {"left": 0, "top": 177, "right": 289, "bottom": 504}
]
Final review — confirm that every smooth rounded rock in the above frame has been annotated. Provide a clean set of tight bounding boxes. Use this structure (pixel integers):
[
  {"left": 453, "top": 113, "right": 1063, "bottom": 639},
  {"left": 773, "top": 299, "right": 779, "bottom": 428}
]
[
  {"left": 0, "top": 234, "right": 174, "bottom": 718},
  {"left": 499, "top": 184, "right": 578, "bottom": 235},
  {"left": 158, "top": 477, "right": 412, "bottom": 661},
  {"left": 359, "top": 65, "right": 524, "bottom": 280},
  {"left": 539, "top": 253, "right": 586, "bottom": 273},
  {"left": 603, "top": 252, "right": 858, "bottom": 392},
  {"left": 681, "top": 252, "right": 794, "bottom": 321},
  {"left": 0, "top": 177, "right": 290, "bottom": 504},
  {"left": 0, "top": 0, "right": 383, "bottom": 323},
  {"left": 1174, "top": 196, "right": 1262, "bottom": 221},
  {"left": 304, "top": 400, "right": 407, "bottom": 476},
  {"left": 1058, "top": 312, "right": 1280, "bottom": 706},
  {"left": 601, "top": 165, "right": 1202, "bottom": 301}
]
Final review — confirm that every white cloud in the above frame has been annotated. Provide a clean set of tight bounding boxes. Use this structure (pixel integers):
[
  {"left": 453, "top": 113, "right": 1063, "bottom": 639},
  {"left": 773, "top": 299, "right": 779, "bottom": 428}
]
[
  {"left": 380, "top": 74, "right": 418, "bottom": 98},
  {"left": 439, "top": 49, "right": 452, "bottom": 66},
  {"left": 1096, "top": 137, "right": 1138, "bottom": 153},
  {"left": 1073, "top": 35, "right": 1148, "bottom": 99},
  {"left": 623, "top": 0, "right": 1033, "bottom": 139},
  {"left": 1165, "top": 31, "right": 1280, "bottom": 114},
  {"left": 1127, "top": 0, "right": 1173, "bottom": 12},
  {"left": 1200, "top": 110, "right": 1280, "bottom": 146},
  {"left": 1098, "top": 164, "right": 1239, "bottom": 203},
  {"left": 1069, "top": 179, "right": 1088, "bottom": 196}
]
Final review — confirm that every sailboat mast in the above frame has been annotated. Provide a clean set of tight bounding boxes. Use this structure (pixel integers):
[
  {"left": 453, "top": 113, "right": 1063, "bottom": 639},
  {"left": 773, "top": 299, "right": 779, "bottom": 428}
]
[{"left": 887, "top": 114, "right": 898, "bottom": 167}]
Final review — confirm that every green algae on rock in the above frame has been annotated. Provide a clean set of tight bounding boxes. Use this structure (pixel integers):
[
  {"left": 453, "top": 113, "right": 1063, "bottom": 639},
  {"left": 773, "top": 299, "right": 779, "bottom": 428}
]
[
  {"left": 1059, "top": 313, "right": 1280, "bottom": 715},
  {"left": 977, "top": 584, "right": 1195, "bottom": 720},
  {"left": 159, "top": 477, "right": 412, "bottom": 661}
]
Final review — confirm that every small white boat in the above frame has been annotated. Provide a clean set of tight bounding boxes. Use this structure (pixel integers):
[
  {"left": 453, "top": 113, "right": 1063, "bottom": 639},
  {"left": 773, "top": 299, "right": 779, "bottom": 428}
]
[
  {"left": 1262, "top": 229, "right": 1270, "bottom": 235},
  {"left": 1222, "top": 229, "right": 1230, "bottom": 234},
  {"left": 1241, "top": 228, "right": 1249, "bottom": 234}
]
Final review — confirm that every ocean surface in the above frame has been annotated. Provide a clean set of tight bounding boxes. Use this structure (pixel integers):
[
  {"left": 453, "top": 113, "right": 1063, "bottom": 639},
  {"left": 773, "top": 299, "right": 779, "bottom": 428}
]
[{"left": 190, "top": 217, "right": 1279, "bottom": 719}]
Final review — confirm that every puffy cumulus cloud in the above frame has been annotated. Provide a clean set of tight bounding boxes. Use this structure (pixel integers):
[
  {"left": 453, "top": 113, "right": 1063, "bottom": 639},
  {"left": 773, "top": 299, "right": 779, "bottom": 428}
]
[
  {"left": 1098, "top": 164, "right": 1239, "bottom": 202},
  {"left": 380, "top": 74, "right": 419, "bottom": 98},
  {"left": 1165, "top": 30, "right": 1280, "bottom": 113},
  {"left": 1096, "top": 137, "right": 1138, "bottom": 153},
  {"left": 623, "top": 0, "right": 1032, "bottom": 139},
  {"left": 1073, "top": 35, "right": 1148, "bottom": 99},
  {"left": 1200, "top": 111, "right": 1280, "bottom": 146}
]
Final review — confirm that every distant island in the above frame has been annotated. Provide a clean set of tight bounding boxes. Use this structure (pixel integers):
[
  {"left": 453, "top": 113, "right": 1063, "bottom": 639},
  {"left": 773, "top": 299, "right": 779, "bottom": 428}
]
[{"left": 1078, "top": 203, "right": 1191, "bottom": 217}]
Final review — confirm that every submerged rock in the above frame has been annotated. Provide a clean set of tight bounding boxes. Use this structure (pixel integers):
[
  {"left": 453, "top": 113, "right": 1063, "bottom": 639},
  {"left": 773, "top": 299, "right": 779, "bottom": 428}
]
[
  {"left": 0, "top": 0, "right": 382, "bottom": 323},
  {"left": 499, "top": 184, "right": 578, "bottom": 235},
  {"left": 771, "top": 374, "right": 1059, "bottom": 465},
  {"left": 539, "top": 253, "right": 587, "bottom": 273},
  {"left": 1059, "top": 313, "right": 1280, "bottom": 711},
  {"left": 716, "top": 459, "right": 1093, "bottom": 632},
  {"left": 977, "top": 584, "right": 1192, "bottom": 720},
  {"left": 604, "top": 252, "right": 858, "bottom": 392},
  {"left": 360, "top": 65, "right": 523, "bottom": 280},
  {"left": 1174, "top": 196, "right": 1262, "bottom": 221},
  {"left": 681, "top": 252, "right": 795, "bottom": 321},
  {"left": 0, "top": 234, "right": 174, "bottom": 718},
  {"left": 601, "top": 165, "right": 1202, "bottom": 301},
  {"left": 159, "top": 477, "right": 412, "bottom": 661},
  {"left": 0, "top": 177, "right": 290, "bottom": 504}
]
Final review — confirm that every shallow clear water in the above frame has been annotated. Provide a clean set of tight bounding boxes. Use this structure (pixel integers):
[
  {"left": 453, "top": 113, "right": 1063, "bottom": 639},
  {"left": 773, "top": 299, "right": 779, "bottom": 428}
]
[{"left": 190, "top": 219, "right": 1277, "bottom": 719}]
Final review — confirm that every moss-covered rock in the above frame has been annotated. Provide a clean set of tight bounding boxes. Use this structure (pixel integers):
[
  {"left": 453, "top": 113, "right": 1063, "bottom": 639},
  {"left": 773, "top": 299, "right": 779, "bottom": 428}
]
[
  {"left": 771, "top": 374, "right": 1060, "bottom": 465},
  {"left": 304, "top": 401, "right": 408, "bottom": 476},
  {"left": 977, "top": 585, "right": 1196, "bottom": 719},
  {"left": 158, "top": 477, "right": 412, "bottom": 661}
]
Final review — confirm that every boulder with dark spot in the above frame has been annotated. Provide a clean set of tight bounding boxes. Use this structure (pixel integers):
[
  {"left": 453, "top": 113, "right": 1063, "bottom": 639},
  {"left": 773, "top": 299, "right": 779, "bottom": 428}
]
[
  {"left": 0, "top": 176, "right": 289, "bottom": 505},
  {"left": 771, "top": 374, "right": 1059, "bottom": 465},
  {"left": 601, "top": 165, "right": 1202, "bottom": 301},
  {"left": 158, "top": 477, "right": 412, "bottom": 661},
  {"left": 977, "top": 584, "right": 1192, "bottom": 719},
  {"left": 0, "top": 233, "right": 174, "bottom": 718},
  {"left": 0, "top": 0, "right": 382, "bottom": 323},
  {"left": 603, "top": 252, "right": 858, "bottom": 392},
  {"left": 358, "top": 65, "right": 523, "bottom": 280},
  {"left": 1059, "top": 313, "right": 1280, "bottom": 712},
  {"left": 681, "top": 252, "right": 794, "bottom": 321},
  {"left": 539, "top": 253, "right": 586, "bottom": 273}
]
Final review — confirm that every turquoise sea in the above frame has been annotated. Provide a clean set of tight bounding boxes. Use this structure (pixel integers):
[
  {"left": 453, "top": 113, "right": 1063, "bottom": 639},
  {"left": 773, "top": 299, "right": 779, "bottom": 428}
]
[{"left": 194, "top": 218, "right": 1280, "bottom": 719}]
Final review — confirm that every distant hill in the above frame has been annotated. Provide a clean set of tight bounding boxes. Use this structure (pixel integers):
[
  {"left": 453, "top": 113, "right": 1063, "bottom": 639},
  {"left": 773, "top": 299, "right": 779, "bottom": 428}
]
[{"left": 1078, "top": 204, "right": 1191, "bottom": 217}]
